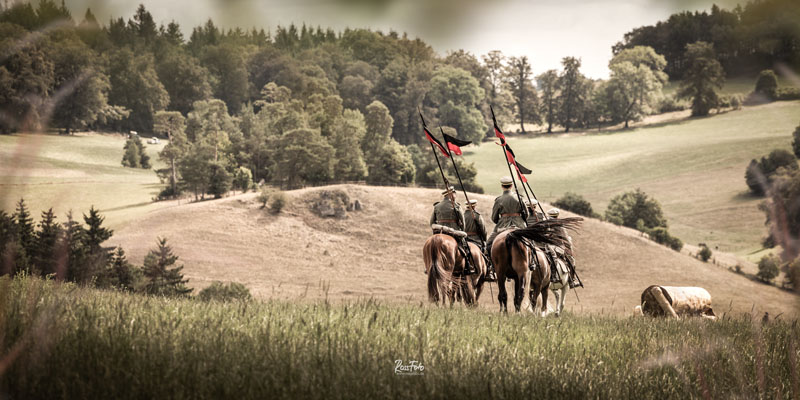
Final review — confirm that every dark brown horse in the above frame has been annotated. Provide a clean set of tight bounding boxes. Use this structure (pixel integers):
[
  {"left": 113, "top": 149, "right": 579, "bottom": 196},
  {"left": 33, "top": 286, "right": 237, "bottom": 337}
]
[
  {"left": 491, "top": 218, "right": 582, "bottom": 314},
  {"left": 491, "top": 230, "right": 551, "bottom": 314},
  {"left": 423, "top": 234, "right": 487, "bottom": 307}
]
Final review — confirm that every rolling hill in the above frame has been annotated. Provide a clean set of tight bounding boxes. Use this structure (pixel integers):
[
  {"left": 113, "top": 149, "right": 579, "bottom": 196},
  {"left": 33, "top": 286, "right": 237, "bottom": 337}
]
[
  {"left": 0, "top": 132, "right": 167, "bottom": 228},
  {"left": 110, "top": 184, "right": 799, "bottom": 317},
  {"left": 465, "top": 100, "right": 800, "bottom": 258}
]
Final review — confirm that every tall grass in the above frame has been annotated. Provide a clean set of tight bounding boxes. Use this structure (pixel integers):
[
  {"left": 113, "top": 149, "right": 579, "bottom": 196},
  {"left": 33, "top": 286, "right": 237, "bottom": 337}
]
[{"left": 1, "top": 275, "right": 797, "bottom": 399}]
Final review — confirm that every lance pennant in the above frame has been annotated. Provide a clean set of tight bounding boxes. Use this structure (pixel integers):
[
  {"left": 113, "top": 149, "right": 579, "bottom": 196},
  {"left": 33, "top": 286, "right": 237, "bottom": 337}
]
[
  {"left": 442, "top": 132, "right": 471, "bottom": 156},
  {"left": 424, "top": 126, "right": 450, "bottom": 158}
]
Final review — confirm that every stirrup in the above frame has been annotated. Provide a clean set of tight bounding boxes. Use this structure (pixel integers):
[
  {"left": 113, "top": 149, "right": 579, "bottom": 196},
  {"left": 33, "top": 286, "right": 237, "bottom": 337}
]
[{"left": 484, "top": 268, "right": 497, "bottom": 282}]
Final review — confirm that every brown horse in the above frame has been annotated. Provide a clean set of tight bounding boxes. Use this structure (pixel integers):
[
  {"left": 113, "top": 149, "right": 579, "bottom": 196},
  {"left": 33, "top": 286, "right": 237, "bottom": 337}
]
[
  {"left": 491, "top": 229, "right": 551, "bottom": 315},
  {"left": 423, "top": 234, "right": 487, "bottom": 307},
  {"left": 491, "top": 218, "right": 583, "bottom": 315}
]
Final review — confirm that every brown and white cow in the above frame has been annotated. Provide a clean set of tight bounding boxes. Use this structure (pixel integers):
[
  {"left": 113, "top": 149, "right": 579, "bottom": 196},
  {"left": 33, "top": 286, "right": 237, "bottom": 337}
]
[{"left": 633, "top": 285, "right": 716, "bottom": 320}]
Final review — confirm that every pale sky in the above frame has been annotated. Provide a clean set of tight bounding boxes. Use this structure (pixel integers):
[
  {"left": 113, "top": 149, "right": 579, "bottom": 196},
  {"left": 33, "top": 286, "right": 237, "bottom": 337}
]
[{"left": 61, "top": 0, "right": 743, "bottom": 79}]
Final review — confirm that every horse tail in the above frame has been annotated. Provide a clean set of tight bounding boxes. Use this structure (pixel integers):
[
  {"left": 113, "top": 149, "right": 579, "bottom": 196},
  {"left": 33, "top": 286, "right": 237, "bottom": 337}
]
[
  {"left": 504, "top": 232, "right": 515, "bottom": 267},
  {"left": 427, "top": 235, "right": 452, "bottom": 303}
]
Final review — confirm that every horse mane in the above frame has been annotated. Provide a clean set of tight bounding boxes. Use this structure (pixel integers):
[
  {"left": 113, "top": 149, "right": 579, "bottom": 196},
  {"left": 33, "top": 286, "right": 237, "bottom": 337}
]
[{"left": 506, "top": 217, "right": 583, "bottom": 257}]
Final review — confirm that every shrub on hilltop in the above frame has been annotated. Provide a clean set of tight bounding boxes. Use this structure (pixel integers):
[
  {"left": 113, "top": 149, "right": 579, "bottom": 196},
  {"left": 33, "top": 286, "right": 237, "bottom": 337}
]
[{"left": 553, "top": 192, "right": 599, "bottom": 218}]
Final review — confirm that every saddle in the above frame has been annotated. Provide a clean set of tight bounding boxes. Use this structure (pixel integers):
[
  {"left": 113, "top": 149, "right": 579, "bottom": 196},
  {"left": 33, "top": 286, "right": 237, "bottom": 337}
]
[{"left": 431, "top": 224, "right": 475, "bottom": 276}]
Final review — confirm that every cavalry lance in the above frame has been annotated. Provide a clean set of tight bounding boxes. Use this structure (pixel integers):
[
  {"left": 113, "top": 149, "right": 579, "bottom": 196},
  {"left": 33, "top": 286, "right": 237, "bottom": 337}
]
[
  {"left": 490, "top": 106, "right": 529, "bottom": 223},
  {"left": 419, "top": 111, "right": 463, "bottom": 231},
  {"left": 440, "top": 126, "right": 480, "bottom": 271}
]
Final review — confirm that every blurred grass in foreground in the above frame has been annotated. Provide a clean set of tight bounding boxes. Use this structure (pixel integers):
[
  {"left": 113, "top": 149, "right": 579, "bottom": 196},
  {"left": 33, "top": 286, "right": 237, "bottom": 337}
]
[{"left": 1, "top": 275, "right": 798, "bottom": 399}]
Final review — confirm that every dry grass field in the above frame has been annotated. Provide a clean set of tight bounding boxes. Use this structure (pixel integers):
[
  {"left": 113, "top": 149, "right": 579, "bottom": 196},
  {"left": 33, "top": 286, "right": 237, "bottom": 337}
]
[{"left": 111, "top": 184, "right": 798, "bottom": 317}]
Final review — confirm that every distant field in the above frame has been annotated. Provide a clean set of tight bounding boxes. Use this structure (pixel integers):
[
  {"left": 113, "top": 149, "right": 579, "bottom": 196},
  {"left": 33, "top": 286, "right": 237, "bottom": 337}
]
[
  {"left": 2, "top": 276, "right": 797, "bottom": 400},
  {"left": 0, "top": 132, "right": 166, "bottom": 228},
  {"left": 464, "top": 101, "right": 800, "bottom": 255}
]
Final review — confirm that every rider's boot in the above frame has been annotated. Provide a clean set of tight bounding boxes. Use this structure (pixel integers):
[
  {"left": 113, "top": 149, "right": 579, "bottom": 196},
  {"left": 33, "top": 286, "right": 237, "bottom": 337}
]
[
  {"left": 485, "top": 261, "right": 497, "bottom": 282},
  {"left": 482, "top": 246, "right": 497, "bottom": 281}
]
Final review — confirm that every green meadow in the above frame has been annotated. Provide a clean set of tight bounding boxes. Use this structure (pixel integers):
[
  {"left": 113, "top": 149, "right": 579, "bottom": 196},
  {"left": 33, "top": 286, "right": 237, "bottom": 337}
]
[
  {"left": 1, "top": 275, "right": 797, "bottom": 399},
  {"left": 464, "top": 101, "right": 800, "bottom": 255},
  {"left": 0, "top": 133, "right": 166, "bottom": 228}
]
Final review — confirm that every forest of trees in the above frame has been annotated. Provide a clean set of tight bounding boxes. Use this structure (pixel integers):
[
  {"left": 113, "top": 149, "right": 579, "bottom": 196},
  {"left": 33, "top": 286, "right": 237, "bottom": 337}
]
[
  {"left": 0, "top": 0, "right": 793, "bottom": 194},
  {"left": 614, "top": 0, "right": 800, "bottom": 78}
]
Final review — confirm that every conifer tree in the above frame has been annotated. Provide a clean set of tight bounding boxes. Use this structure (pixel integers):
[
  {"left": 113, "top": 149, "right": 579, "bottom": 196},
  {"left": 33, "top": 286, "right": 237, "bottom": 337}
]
[
  {"left": 143, "top": 238, "right": 192, "bottom": 296},
  {"left": 83, "top": 206, "right": 112, "bottom": 253},
  {"left": 108, "top": 247, "right": 138, "bottom": 291},
  {"left": 35, "top": 208, "right": 60, "bottom": 276},
  {"left": 62, "top": 211, "right": 88, "bottom": 282},
  {"left": 13, "top": 199, "right": 34, "bottom": 253}
]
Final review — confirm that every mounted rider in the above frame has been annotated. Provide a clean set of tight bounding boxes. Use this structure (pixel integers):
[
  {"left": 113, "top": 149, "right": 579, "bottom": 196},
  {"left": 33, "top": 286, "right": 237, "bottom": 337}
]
[
  {"left": 464, "top": 198, "right": 497, "bottom": 281},
  {"left": 430, "top": 186, "right": 476, "bottom": 275},
  {"left": 464, "top": 199, "right": 487, "bottom": 245},
  {"left": 525, "top": 199, "right": 542, "bottom": 225},
  {"left": 430, "top": 186, "right": 464, "bottom": 231},
  {"left": 485, "top": 176, "right": 527, "bottom": 260},
  {"left": 546, "top": 208, "right": 582, "bottom": 288}
]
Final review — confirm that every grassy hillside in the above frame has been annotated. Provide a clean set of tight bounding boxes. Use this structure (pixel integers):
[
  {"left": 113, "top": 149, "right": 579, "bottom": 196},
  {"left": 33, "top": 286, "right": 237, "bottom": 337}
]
[
  {"left": 0, "top": 132, "right": 166, "bottom": 228},
  {"left": 2, "top": 275, "right": 797, "bottom": 400},
  {"left": 464, "top": 101, "right": 800, "bottom": 255},
  {"left": 111, "top": 185, "right": 798, "bottom": 317}
]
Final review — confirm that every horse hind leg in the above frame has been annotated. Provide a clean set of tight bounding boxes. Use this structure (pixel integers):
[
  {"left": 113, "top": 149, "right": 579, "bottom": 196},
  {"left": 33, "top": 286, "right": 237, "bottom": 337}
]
[
  {"left": 496, "top": 271, "right": 508, "bottom": 313},
  {"left": 462, "top": 277, "right": 477, "bottom": 308},
  {"left": 513, "top": 276, "right": 525, "bottom": 313},
  {"left": 540, "top": 283, "right": 550, "bottom": 317}
]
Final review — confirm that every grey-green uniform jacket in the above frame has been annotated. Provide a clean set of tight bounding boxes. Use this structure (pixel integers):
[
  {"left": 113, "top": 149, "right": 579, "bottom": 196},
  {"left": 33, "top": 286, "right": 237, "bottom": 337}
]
[
  {"left": 430, "top": 200, "right": 464, "bottom": 231},
  {"left": 464, "top": 209, "right": 487, "bottom": 243},
  {"left": 491, "top": 191, "right": 527, "bottom": 232}
]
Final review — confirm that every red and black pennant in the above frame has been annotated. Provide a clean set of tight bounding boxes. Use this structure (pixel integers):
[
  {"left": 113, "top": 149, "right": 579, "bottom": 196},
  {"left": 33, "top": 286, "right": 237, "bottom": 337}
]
[{"left": 442, "top": 132, "right": 471, "bottom": 156}]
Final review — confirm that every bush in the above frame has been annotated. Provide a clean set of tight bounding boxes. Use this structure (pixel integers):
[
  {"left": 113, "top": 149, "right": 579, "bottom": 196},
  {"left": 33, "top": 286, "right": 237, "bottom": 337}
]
[
  {"left": 197, "top": 281, "right": 252, "bottom": 302},
  {"left": 792, "top": 123, "right": 800, "bottom": 159},
  {"left": 233, "top": 167, "right": 253, "bottom": 193},
  {"left": 698, "top": 244, "right": 712, "bottom": 262},
  {"left": 656, "top": 96, "right": 688, "bottom": 113},
  {"left": 754, "top": 69, "right": 778, "bottom": 100},
  {"left": 553, "top": 192, "right": 598, "bottom": 218},
  {"left": 717, "top": 95, "right": 731, "bottom": 110},
  {"left": 647, "top": 227, "right": 683, "bottom": 251},
  {"left": 757, "top": 254, "right": 780, "bottom": 283},
  {"left": 257, "top": 187, "right": 273, "bottom": 208},
  {"left": 270, "top": 191, "right": 287, "bottom": 214},
  {"left": 121, "top": 136, "right": 150, "bottom": 169},
  {"left": 745, "top": 149, "right": 799, "bottom": 196},
  {"left": 208, "top": 163, "right": 232, "bottom": 199},
  {"left": 730, "top": 93, "right": 743, "bottom": 110},
  {"left": 776, "top": 87, "right": 800, "bottom": 101},
  {"left": 605, "top": 189, "right": 667, "bottom": 231},
  {"left": 782, "top": 258, "right": 800, "bottom": 290}
]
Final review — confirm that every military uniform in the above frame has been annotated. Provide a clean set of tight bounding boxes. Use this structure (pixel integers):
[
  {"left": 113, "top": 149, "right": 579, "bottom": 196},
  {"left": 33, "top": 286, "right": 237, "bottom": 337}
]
[
  {"left": 547, "top": 208, "right": 581, "bottom": 287},
  {"left": 430, "top": 200, "right": 464, "bottom": 231},
  {"left": 464, "top": 207, "right": 487, "bottom": 244},
  {"left": 525, "top": 199, "right": 541, "bottom": 226},
  {"left": 485, "top": 180, "right": 528, "bottom": 255}
]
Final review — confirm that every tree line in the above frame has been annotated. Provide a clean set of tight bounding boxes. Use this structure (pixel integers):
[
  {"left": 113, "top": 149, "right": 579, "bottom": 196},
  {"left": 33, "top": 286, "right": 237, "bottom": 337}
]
[
  {"left": 0, "top": 1, "right": 784, "bottom": 194},
  {"left": 615, "top": 0, "right": 800, "bottom": 79},
  {"left": 0, "top": 199, "right": 191, "bottom": 296}
]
